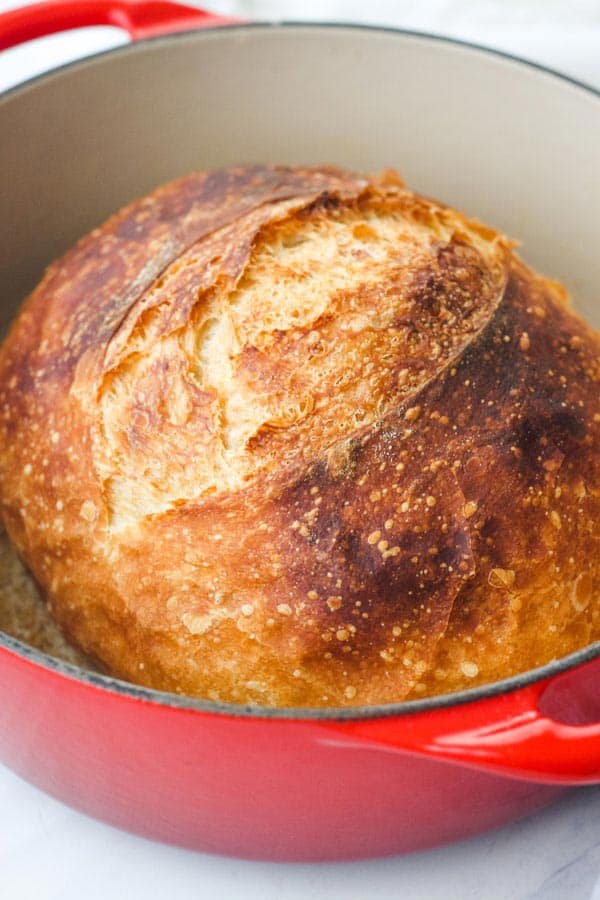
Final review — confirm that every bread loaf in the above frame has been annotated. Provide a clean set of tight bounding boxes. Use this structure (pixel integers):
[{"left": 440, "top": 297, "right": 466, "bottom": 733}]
[{"left": 0, "top": 165, "right": 598, "bottom": 706}]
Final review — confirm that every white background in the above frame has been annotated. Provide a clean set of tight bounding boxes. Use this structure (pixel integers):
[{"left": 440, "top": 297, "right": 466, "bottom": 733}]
[{"left": 1, "top": 1, "right": 600, "bottom": 898}]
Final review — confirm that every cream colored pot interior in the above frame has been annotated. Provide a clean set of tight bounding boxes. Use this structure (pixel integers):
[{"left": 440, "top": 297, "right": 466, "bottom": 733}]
[{"left": 1, "top": 25, "right": 599, "bottom": 334}]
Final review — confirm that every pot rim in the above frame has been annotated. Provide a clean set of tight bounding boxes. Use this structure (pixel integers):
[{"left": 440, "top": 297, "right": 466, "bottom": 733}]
[
  {"left": 2, "top": 19, "right": 599, "bottom": 105},
  {"left": 2, "top": 628, "right": 600, "bottom": 721},
  {"left": 1, "top": 19, "right": 599, "bottom": 722}
]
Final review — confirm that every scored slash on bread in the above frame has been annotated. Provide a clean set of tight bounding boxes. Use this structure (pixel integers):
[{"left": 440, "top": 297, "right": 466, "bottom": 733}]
[{"left": 0, "top": 165, "right": 598, "bottom": 706}]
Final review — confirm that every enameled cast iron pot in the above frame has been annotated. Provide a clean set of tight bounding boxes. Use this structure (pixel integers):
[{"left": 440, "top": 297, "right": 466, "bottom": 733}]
[{"left": 1, "top": 0, "right": 600, "bottom": 862}]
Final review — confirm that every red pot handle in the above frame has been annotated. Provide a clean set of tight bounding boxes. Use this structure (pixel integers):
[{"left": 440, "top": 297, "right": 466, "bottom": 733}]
[
  {"left": 0, "top": 0, "right": 238, "bottom": 51},
  {"left": 326, "top": 655, "right": 600, "bottom": 785}
]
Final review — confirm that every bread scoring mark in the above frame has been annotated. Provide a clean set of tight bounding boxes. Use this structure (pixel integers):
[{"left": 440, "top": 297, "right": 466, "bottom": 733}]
[{"left": 95, "top": 192, "right": 509, "bottom": 531}]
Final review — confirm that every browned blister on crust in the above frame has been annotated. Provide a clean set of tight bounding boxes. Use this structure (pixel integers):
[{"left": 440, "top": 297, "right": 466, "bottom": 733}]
[{"left": 0, "top": 164, "right": 598, "bottom": 706}]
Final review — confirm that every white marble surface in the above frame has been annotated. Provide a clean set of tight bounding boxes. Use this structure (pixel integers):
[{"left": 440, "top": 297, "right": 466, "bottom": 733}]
[{"left": 1, "top": 2, "right": 600, "bottom": 898}]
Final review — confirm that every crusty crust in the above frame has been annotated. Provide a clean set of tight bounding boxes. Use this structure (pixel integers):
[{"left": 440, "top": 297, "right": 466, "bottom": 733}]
[{"left": 0, "top": 165, "right": 598, "bottom": 706}]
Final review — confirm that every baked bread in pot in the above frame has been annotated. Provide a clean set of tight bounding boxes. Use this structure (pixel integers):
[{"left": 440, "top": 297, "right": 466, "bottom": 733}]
[{"left": 0, "top": 165, "right": 598, "bottom": 706}]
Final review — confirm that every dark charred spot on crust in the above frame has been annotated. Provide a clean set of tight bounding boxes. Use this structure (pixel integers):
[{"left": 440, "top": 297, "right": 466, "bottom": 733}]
[
  {"left": 298, "top": 192, "right": 343, "bottom": 218},
  {"left": 513, "top": 407, "right": 585, "bottom": 481}
]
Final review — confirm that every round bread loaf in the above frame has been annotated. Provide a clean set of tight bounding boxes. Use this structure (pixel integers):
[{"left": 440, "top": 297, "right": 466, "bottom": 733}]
[{"left": 0, "top": 165, "right": 598, "bottom": 706}]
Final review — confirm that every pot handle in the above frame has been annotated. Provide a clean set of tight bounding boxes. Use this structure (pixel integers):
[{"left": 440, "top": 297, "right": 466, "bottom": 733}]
[
  {"left": 326, "top": 655, "right": 600, "bottom": 785},
  {"left": 0, "top": 0, "right": 238, "bottom": 51}
]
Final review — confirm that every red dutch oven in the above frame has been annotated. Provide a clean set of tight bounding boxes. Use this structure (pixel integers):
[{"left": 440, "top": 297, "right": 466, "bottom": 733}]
[{"left": 1, "top": 0, "right": 600, "bottom": 863}]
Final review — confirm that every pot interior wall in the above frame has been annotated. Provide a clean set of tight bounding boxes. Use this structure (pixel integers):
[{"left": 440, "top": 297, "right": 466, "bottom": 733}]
[{"left": 1, "top": 25, "right": 599, "bottom": 332}]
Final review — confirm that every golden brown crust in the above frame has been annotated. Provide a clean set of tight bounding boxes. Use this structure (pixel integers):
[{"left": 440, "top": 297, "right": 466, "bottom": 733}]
[{"left": 0, "top": 164, "right": 598, "bottom": 706}]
